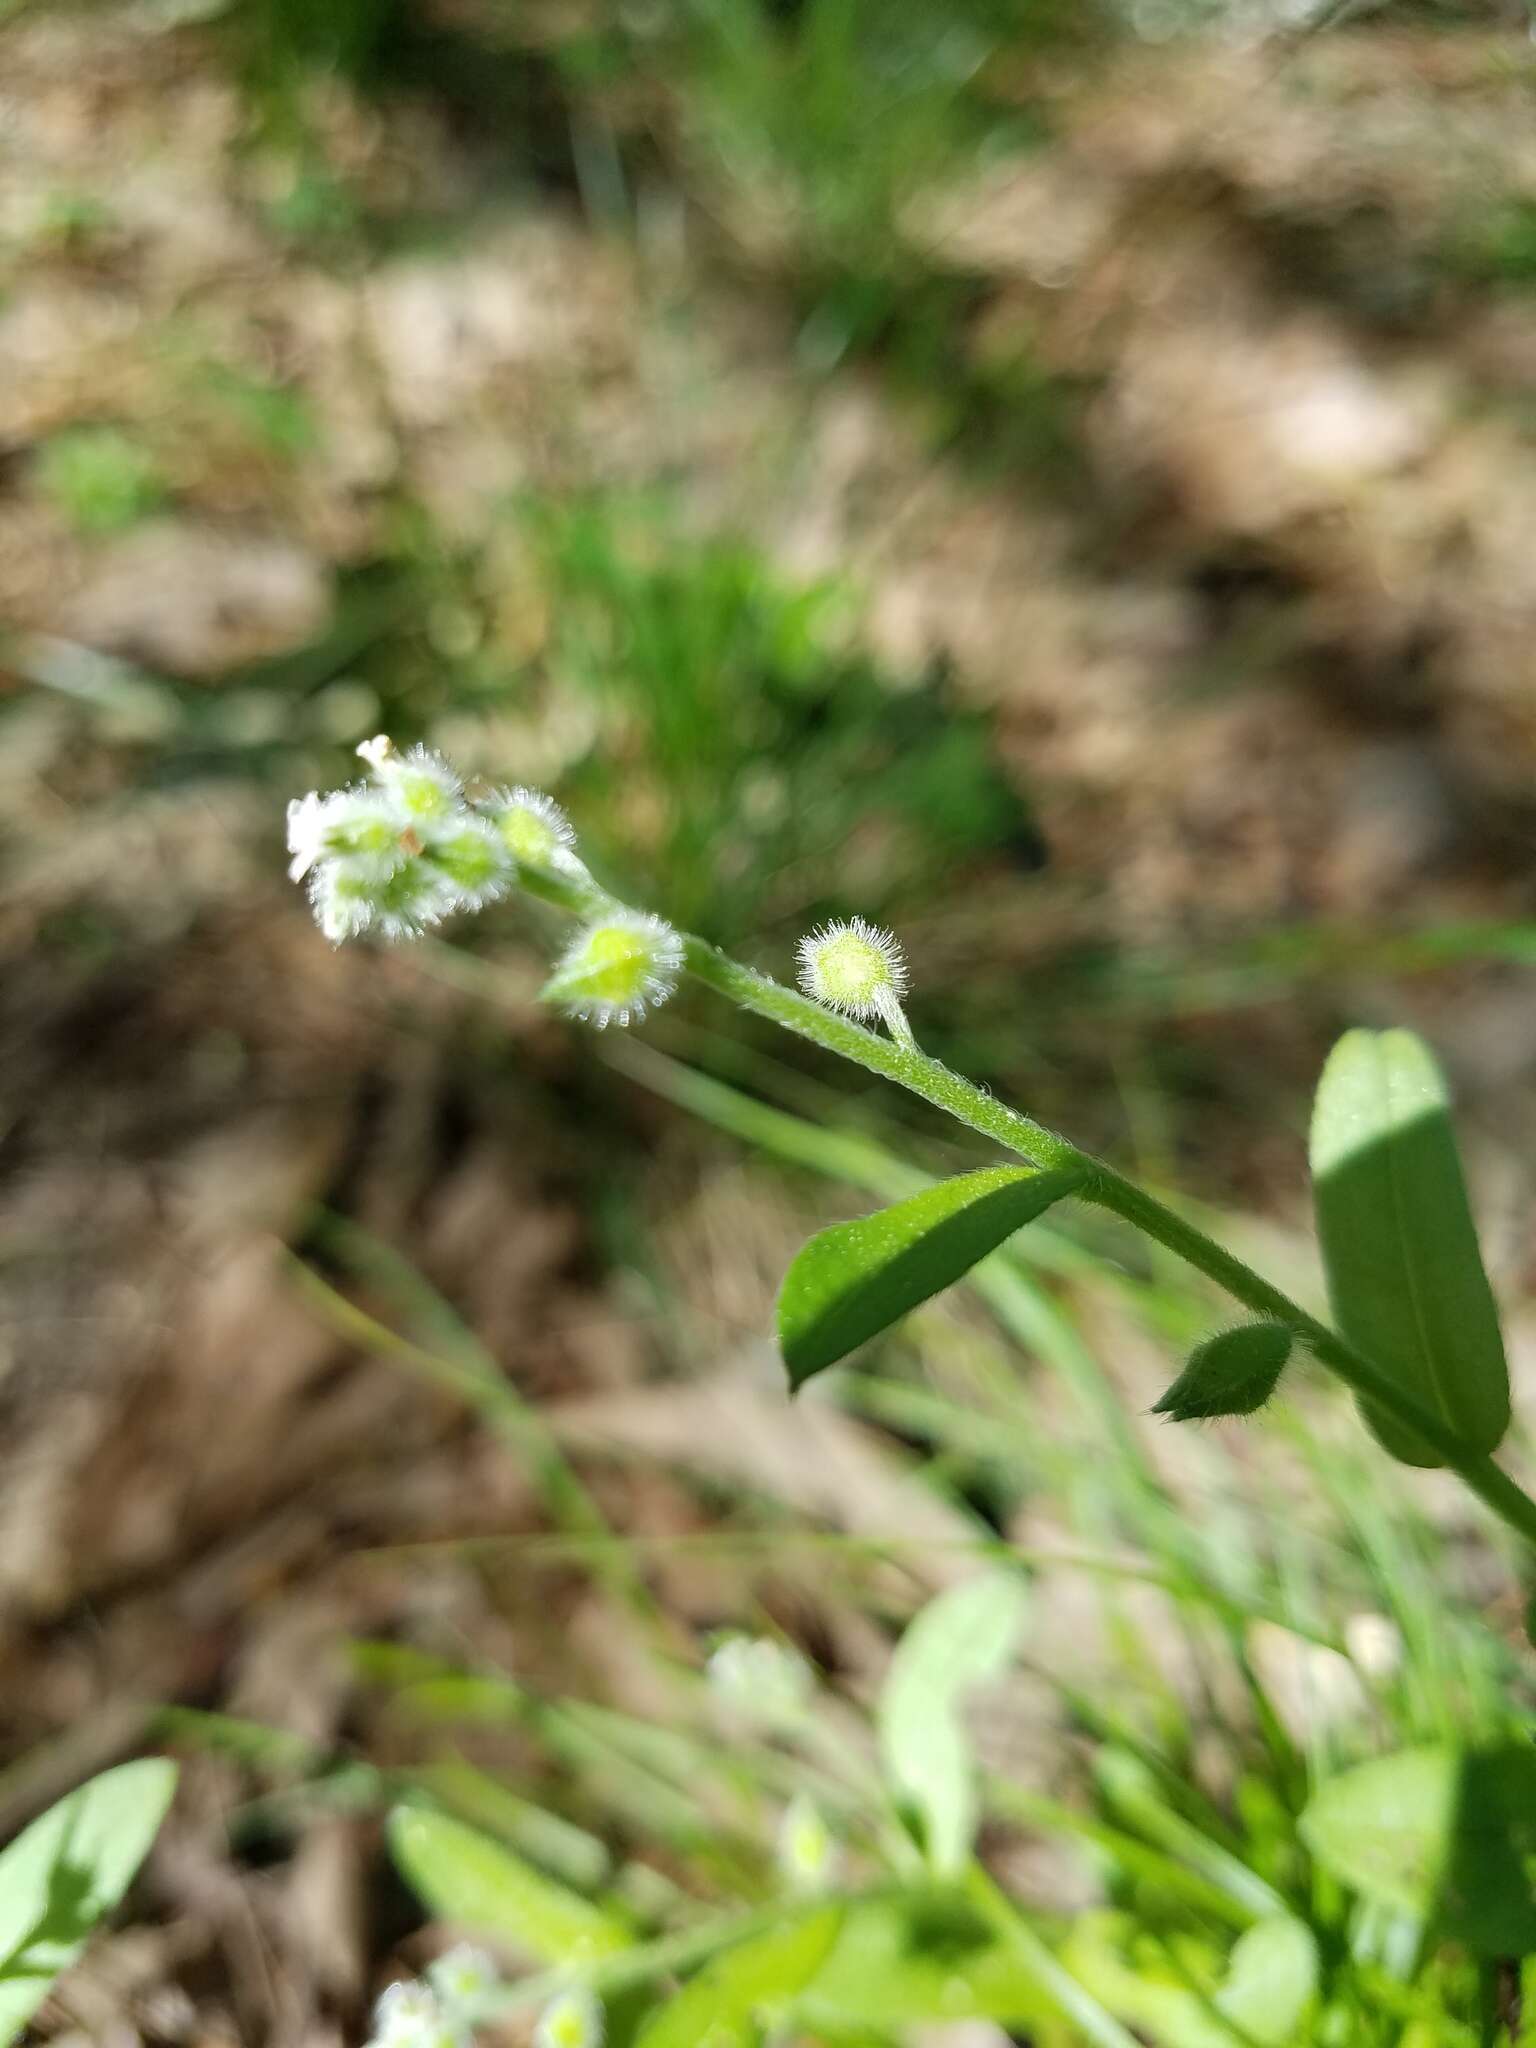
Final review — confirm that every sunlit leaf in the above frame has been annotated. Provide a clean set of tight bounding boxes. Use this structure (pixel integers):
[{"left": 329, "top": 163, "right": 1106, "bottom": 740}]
[
  {"left": 1310, "top": 1028, "right": 1509, "bottom": 1466},
  {"left": 386, "top": 1807, "right": 630, "bottom": 1964},
  {"left": 879, "top": 1572, "right": 1030, "bottom": 1874},
  {"left": 0, "top": 1760, "right": 178, "bottom": 2048},
  {"left": 1299, "top": 1744, "right": 1536, "bottom": 1955},
  {"left": 778, "top": 1166, "right": 1086, "bottom": 1389},
  {"left": 800, "top": 1892, "right": 1057, "bottom": 2033},
  {"left": 637, "top": 1906, "right": 843, "bottom": 2048},
  {"left": 1214, "top": 1917, "right": 1318, "bottom": 2044}
]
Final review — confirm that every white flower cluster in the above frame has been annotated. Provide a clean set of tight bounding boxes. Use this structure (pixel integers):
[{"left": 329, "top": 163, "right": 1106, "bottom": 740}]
[
  {"left": 706, "top": 1633, "right": 815, "bottom": 1730},
  {"left": 367, "top": 1946, "right": 499, "bottom": 2048},
  {"left": 287, "top": 736, "right": 583, "bottom": 946}
]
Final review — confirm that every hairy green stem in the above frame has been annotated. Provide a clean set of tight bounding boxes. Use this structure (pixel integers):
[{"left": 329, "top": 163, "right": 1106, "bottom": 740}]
[{"left": 520, "top": 867, "right": 1536, "bottom": 1553}]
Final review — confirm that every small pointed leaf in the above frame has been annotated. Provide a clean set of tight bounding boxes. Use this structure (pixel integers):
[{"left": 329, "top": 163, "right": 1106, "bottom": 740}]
[
  {"left": 1310, "top": 1028, "right": 1509, "bottom": 1466},
  {"left": 1153, "top": 1323, "right": 1291, "bottom": 1423},
  {"left": 879, "top": 1572, "right": 1030, "bottom": 1874},
  {"left": 778, "top": 1166, "right": 1086, "bottom": 1390}
]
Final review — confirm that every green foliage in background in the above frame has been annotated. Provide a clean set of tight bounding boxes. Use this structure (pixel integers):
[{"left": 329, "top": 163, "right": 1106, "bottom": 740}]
[
  {"left": 35, "top": 426, "right": 165, "bottom": 536},
  {"left": 526, "top": 498, "right": 1036, "bottom": 943}
]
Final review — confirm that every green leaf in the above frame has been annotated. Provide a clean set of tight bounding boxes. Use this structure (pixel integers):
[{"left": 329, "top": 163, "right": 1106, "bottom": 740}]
[
  {"left": 1299, "top": 1745, "right": 1536, "bottom": 1955},
  {"left": 879, "top": 1572, "right": 1030, "bottom": 1874},
  {"left": 778, "top": 1166, "right": 1086, "bottom": 1390},
  {"left": 637, "top": 1906, "right": 843, "bottom": 2048},
  {"left": 1310, "top": 1028, "right": 1509, "bottom": 1467},
  {"left": 386, "top": 1807, "right": 630, "bottom": 1964},
  {"left": 0, "top": 1759, "right": 178, "bottom": 2048},
  {"left": 1064, "top": 1911, "right": 1273, "bottom": 2048},
  {"left": 800, "top": 1892, "right": 1058, "bottom": 2033},
  {"left": 1214, "top": 1917, "right": 1318, "bottom": 2044},
  {"left": 1153, "top": 1324, "right": 1291, "bottom": 1423}
]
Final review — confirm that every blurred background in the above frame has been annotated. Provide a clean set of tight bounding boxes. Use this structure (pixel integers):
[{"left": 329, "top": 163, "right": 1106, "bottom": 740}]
[{"left": 5, "top": 0, "right": 1536, "bottom": 2039}]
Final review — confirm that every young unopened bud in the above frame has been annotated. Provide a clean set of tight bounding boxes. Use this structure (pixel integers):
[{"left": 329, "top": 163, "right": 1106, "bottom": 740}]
[
  {"left": 778, "top": 1792, "right": 838, "bottom": 1891},
  {"left": 535, "top": 1984, "right": 604, "bottom": 2048},
  {"left": 1153, "top": 1322, "right": 1292, "bottom": 1424},
  {"left": 482, "top": 785, "right": 583, "bottom": 876},
  {"left": 797, "top": 918, "right": 914, "bottom": 1046},
  {"left": 421, "top": 813, "right": 515, "bottom": 911},
  {"left": 543, "top": 910, "right": 683, "bottom": 1029}
]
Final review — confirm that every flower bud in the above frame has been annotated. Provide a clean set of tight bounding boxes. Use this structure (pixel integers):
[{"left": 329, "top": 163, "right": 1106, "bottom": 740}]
[
  {"left": 482, "top": 785, "right": 580, "bottom": 874},
  {"left": 796, "top": 917, "right": 914, "bottom": 1044},
  {"left": 778, "top": 1792, "right": 838, "bottom": 1891},
  {"left": 535, "top": 1984, "right": 604, "bottom": 2048},
  {"left": 420, "top": 813, "right": 515, "bottom": 910},
  {"left": 543, "top": 910, "right": 683, "bottom": 1029}
]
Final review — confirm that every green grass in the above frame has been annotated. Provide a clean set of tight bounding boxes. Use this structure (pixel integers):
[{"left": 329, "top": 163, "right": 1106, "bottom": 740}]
[
  {"left": 35, "top": 425, "right": 166, "bottom": 536},
  {"left": 163, "top": 1001, "right": 1527, "bottom": 2045}
]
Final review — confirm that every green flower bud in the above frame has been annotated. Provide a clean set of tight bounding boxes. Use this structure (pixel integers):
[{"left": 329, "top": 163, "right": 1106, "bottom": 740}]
[
  {"left": 797, "top": 917, "right": 914, "bottom": 1045},
  {"left": 543, "top": 910, "right": 683, "bottom": 1029},
  {"left": 482, "top": 785, "right": 580, "bottom": 873}
]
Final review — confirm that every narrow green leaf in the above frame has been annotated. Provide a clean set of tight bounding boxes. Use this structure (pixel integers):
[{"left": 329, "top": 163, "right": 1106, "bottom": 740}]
[
  {"left": 879, "top": 1572, "right": 1030, "bottom": 1874},
  {"left": 0, "top": 1759, "right": 178, "bottom": 2048},
  {"left": 386, "top": 1807, "right": 630, "bottom": 1964},
  {"left": 1153, "top": 1323, "right": 1291, "bottom": 1423},
  {"left": 1299, "top": 1745, "right": 1536, "bottom": 1956},
  {"left": 1310, "top": 1028, "right": 1509, "bottom": 1466},
  {"left": 637, "top": 1906, "right": 843, "bottom": 2048},
  {"left": 778, "top": 1166, "right": 1086, "bottom": 1390}
]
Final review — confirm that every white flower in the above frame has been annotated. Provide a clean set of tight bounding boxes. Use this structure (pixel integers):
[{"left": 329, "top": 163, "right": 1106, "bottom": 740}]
[
  {"left": 286, "top": 790, "right": 327, "bottom": 882},
  {"left": 427, "top": 1943, "right": 499, "bottom": 2019},
  {"left": 707, "top": 1634, "right": 814, "bottom": 1728},
  {"left": 543, "top": 909, "right": 684, "bottom": 1029},
  {"left": 308, "top": 861, "right": 376, "bottom": 944},
  {"left": 796, "top": 917, "right": 914, "bottom": 1044},
  {"left": 535, "top": 1983, "right": 604, "bottom": 2048},
  {"left": 359, "top": 738, "right": 463, "bottom": 823},
  {"left": 367, "top": 1979, "right": 470, "bottom": 2048},
  {"left": 418, "top": 812, "right": 515, "bottom": 912}
]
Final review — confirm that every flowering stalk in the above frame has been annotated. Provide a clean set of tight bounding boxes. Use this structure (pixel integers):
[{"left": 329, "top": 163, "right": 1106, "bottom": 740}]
[{"left": 288, "top": 745, "right": 1536, "bottom": 1555}]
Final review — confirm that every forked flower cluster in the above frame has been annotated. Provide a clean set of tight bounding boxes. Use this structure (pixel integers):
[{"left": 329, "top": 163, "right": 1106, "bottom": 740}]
[
  {"left": 287, "top": 736, "right": 583, "bottom": 944},
  {"left": 288, "top": 737, "right": 914, "bottom": 1042}
]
